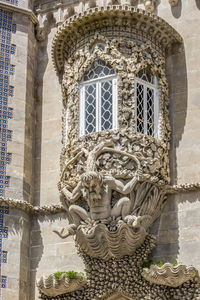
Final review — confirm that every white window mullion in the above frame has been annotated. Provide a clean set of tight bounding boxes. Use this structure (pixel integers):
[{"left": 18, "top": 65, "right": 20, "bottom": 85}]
[
  {"left": 135, "top": 80, "right": 137, "bottom": 132},
  {"left": 113, "top": 78, "right": 118, "bottom": 130},
  {"left": 96, "top": 82, "right": 100, "bottom": 132},
  {"left": 79, "top": 85, "right": 85, "bottom": 136},
  {"left": 144, "top": 84, "right": 147, "bottom": 135},
  {"left": 65, "top": 107, "right": 68, "bottom": 145},
  {"left": 154, "top": 87, "right": 158, "bottom": 138}
]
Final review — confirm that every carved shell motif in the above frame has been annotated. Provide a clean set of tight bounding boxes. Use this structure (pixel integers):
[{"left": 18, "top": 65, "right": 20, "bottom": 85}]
[
  {"left": 142, "top": 263, "right": 199, "bottom": 287},
  {"left": 76, "top": 220, "right": 147, "bottom": 261},
  {"left": 37, "top": 274, "right": 87, "bottom": 297}
]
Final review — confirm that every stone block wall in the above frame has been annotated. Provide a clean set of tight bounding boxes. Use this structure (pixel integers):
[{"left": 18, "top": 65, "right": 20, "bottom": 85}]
[
  {"left": 151, "top": 191, "right": 200, "bottom": 271},
  {"left": 34, "top": 24, "right": 62, "bottom": 207},
  {"left": 1, "top": 208, "right": 30, "bottom": 300},
  {"left": 148, "top": 0, "right": 200, "bottom": 269},
  {"left": 5, "top": 12, "right": 36, "bottom": 203},
  {"left": 30, "top": 213, "right": 84, "bottom": 300}
]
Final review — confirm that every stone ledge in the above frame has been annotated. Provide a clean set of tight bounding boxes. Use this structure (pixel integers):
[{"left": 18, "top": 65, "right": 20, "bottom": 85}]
[
  {"left": 0, "top": 197, "right": 65, "bottom": 215},
  {"left": 0, "top": 2, "right": 38, "bottom": 24}
]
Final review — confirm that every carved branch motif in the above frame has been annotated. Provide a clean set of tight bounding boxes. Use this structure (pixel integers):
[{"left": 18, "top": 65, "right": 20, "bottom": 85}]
[{"left": 142, "top": 263, "right": 199, "bottom": 287}]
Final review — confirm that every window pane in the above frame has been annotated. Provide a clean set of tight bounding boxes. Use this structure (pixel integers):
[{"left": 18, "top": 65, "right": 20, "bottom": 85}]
[
  {"left": 83, "top": 59, "right": 115, "bottom": 82},
  {"left": 85, "top": 84, "right": 96, "bottom": 134},
  {"left": 136, "top": 83, "right": 144, "bottom": 134},
  {"left": 137, "top": 68, "right": 154, "bottom": 84},
  {"left": 101, "top": 80, "right": 113, "bottom": 131},
  {"left": 147, "top": 87, "right": 154, "bottom": 136}
]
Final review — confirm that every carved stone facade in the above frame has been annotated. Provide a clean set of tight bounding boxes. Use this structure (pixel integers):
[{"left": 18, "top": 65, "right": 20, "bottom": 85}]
[
  {"left": 1, "top": 1, "right": 200, "bottom": 300},
  {"left": 37, "top": 4, "right": 200, "bottom": 300}
]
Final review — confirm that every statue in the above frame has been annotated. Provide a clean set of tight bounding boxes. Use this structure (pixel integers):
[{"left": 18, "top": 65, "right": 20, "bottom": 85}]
[
  {"left": 54, "top": 141, "right": 149, "bottom": 239},
  {"left": 61, "top": 170, "right": 140, "bottom": 223}
]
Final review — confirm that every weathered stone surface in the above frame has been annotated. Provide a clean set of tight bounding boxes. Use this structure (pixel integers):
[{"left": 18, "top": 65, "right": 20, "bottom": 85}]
[{"left": 142, "top": 263, "right": 199, "bottom": 287}]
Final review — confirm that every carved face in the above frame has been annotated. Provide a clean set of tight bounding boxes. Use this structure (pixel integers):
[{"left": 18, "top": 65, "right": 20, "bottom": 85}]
[{"left": 81, "top": 171, "right": 103, "bottom": 202}]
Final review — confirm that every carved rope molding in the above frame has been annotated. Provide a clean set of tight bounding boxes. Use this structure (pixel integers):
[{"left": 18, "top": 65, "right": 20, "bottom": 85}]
[
  {"left": 0, "top": 197, "right": 65, "bottom": 215},
  {"left": 0, "top": 183, "right": 199, "bottom": 215},
  {"left": 51, "top": 5, "right": 182, "bottom": 74}
]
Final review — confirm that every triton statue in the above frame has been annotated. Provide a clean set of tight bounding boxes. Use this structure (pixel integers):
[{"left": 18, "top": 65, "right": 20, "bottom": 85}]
[
  {"left": 54, "top": 141, "right": 153, "bottom": 239},
  {"left": 63, "top": 171, "right": 139, "bottom": 221},
  {"left": 56, "top": 171, "right": 143, "bottom": 238}
]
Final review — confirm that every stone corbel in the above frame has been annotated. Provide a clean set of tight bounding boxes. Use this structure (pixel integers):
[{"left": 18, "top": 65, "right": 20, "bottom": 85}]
[
  {"left": 35, "top": 10, "right": 60, "bottom": 41},
  {"left": 169, "top": 0, "right": 179, "bottom": 6},
  {"left": 35, "top": 12, "right": 49, "bottom": 42}
]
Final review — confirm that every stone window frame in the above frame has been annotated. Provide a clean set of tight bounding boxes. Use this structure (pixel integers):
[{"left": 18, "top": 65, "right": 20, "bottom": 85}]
[
  {"left": 135, "top": 71, "right": 159, "bottom": 138},
  {"left": 79, "top": 61, "right": 118, "bottom": 136},
  {"left": 62, "top": 36, "right": 169, "bottom": 147}
]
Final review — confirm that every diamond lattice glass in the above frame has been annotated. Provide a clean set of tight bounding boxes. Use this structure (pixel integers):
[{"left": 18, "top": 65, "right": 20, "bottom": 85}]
[
  {"left": 85, "top": 84, "right": 96, "bottom": 134},
  {"left": 101, "top": 80, "right": 113, "bottom": 131},
  {"left": 83, "top": 59, "right": 115, "bottom": 82}
]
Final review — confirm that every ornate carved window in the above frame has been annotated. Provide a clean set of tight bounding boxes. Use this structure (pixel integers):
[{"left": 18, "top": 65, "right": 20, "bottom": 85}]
[
  {"left": 135, "top": 68, "right": 159, "bottom": 138},
  {"left": 79, "top": 59, "right": 117, "bottom": 136}
]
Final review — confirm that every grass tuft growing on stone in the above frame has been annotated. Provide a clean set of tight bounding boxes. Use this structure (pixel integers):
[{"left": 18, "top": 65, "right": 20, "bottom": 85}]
[{"left": 141, "top": 260, "right": 179, "bottom": 269}]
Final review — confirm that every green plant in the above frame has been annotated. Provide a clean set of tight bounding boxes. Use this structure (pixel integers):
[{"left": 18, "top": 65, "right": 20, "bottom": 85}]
[
  {"left": 53, "top": 271, "right": 85, "bottom": 281},
  {"left": 141, "top": 260, "right": 153, "bottom": 268},
  {"left": 141, "top": 260, "right": 179, "bottom": 269}
]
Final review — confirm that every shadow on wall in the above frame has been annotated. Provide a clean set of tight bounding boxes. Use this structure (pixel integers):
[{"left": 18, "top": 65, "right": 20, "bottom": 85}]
[
  {"left": 171, "top": 0, "right": 182, "bottom": 19},
  {"left": 34, "top": 13, "right": 56, "bottom": 206},
  {"left": 167, "top": 43, "right": 187, "bottom": 186},
  {"left": 195, "top": 0, "right": 200, "bottom": 10},
  {"left": 30, "top": 212, "right": 67, "bottom": 300},
  {"left": 149, "top": 41, "right": 188, "bottom": 264},
  {"left": 150, "top": 191, "right": 200, "bottom": 269}
]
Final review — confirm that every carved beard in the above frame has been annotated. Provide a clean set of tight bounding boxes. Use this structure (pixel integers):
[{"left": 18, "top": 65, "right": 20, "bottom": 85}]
[
  {"left": 89, "top": 191, "right": 102, "bottom": 207},
  {"left": 82, "top": 185, "right": 102, "bottom": 207}
]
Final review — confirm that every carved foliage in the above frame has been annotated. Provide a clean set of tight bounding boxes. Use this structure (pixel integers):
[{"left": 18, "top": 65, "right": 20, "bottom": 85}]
[{"left": 61, "top": 131, "right": 170, "bottom": 191}]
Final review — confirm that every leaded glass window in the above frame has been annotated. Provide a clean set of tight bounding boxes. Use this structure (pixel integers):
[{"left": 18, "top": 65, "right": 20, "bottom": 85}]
[
  {"left": 135, "top": 68, "right": 159, "bottom": 138},
  {"left": 79, "top": 60, "right": 117, "bottom": 136}
]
